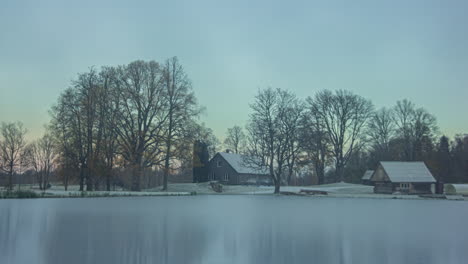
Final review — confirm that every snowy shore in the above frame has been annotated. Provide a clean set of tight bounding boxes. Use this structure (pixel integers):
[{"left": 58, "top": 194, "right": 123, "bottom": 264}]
[{"left": 2, "top": 182, "right": 467, "bottom": 200}]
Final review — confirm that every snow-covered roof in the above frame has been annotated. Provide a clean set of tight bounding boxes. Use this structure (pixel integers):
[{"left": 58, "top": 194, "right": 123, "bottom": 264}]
[
  {"left": 217, "top": 152, "right": 269, "bottom": 175},
  {"left": 379, "top": 161, "right": 436, "bottom": 183},
  {"left": 361, "top": 170, "right": 374, "bottom": 180}
]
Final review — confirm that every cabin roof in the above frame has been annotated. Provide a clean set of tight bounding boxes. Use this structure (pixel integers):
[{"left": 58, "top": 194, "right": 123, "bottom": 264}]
[
  {"left": 361, "top": 170, "right": 374, "bottom": 180},
  {"left": 378, "top": 161, "right": 436, "bottom": 183},
  {"left": 217, "top": 152, "right": 269, "bottom": 175}
]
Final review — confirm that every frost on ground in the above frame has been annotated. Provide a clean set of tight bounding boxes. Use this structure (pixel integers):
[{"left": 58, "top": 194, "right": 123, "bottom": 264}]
[
  {"left": 146, "top": 182, "right": 375, "bottom": 195},
  {"left": 11, "top": 184, "right": 192, "bottom": 197},
  {"left": 7, "top": 182, "right": 467, "bottom": 200},
  {"left": 447, "top": 184, "right": 468, "bottom": 195}
]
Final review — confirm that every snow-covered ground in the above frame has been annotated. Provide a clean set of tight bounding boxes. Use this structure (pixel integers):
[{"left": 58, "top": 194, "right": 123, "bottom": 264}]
[
  {"left": 5, "top": 182, "right": 466, "bottom": 200},
  {"left": 147, "top": 182, "right": 466, "bottom": 200},
  {"left": 10, "top": 184, "right": 192, "bottom": 197},
  {"left": 449, "top": 184, "right": 468, "bottom": 195},
  {"left": 144, "top": 181, "right": 374, "bottom": 195}
]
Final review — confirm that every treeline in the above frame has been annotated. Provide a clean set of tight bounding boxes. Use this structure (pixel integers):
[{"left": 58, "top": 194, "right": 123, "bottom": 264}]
[
  {"left": 223, "top": 88, "right": 468, "bottom": 193},
  {"left": 1, "top": 60, "right": 468, "bottom": 193},
  {"left": 0, "top": 58, "right": 218, "bottom": 192}
]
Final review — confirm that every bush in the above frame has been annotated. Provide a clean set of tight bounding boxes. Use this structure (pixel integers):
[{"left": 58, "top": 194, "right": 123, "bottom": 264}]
[
  {"left": 16, "top": 190, "right": 38, "bottom": 198},
  {"left": 0, "top": 190, "right": 38, "bottom": 199},
  {"left": 444, "top": 184, "right": 456, "bottom": 195}
]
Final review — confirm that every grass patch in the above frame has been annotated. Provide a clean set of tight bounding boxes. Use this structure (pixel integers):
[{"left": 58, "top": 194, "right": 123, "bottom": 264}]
[{"left": 0, "top": 190, "right": 39, "bottom": 199}]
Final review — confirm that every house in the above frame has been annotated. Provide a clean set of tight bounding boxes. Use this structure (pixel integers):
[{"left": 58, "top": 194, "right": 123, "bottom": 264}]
[
  {"left": 207, "top": 152, "right": 271, "bottom": 185},
  {"left": 361, "top": 170, "right": 374, "bottom": 185},
  {"left": 370, "top": 161, "right": 436, "bottom": 194}
]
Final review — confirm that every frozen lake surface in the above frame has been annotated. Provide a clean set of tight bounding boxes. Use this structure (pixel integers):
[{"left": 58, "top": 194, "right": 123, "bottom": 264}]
[{"left": 1, "top": 196, "right": 467, "bottom": 264}]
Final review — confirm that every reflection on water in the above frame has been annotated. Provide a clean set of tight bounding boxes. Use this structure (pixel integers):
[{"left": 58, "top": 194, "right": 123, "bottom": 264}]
[{"left": 1, "top": 196, "right": 467, "bottom": 264}]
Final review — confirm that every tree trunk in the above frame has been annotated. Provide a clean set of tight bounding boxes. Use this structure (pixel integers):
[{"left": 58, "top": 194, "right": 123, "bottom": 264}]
[
  {"left": 162, "top": 149, "right": 170, "bottom": 191},
  {"left": 79, "top": 166, "right": 85, "bottom": 191},
  {"left": 163, "top": 111, "right": 173, "bottom": 191},
  {"left": 39, "top": 172, "right": 44, "bottom": 190},
  {"left": 64, "top": 174, "right": 68, "bottom": 191},
  {"left": 316, "top": 163, "right": 325, "bottom": 185},
  {"left": 274, "top": 180, "right": 280, "bottom": 194},
  {"left": 86, "top": 168, "right": 93, "bottom": 191},
  {"left": 131, "top": 163, "right": 142, "bottom": 191},
  {"left": 336, "top": 163, "right": 344, "bottom": 182},
  {"left": 8, "top": 172, "right": 13, "bottom": 191},
  {"left": 106, "top": 170, "right": 111, "bottom": 191}
]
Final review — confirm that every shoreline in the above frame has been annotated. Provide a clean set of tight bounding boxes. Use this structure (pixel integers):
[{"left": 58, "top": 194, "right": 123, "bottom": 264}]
[{"left": 1, "top": 189, "right": 466, "bottom": 201}]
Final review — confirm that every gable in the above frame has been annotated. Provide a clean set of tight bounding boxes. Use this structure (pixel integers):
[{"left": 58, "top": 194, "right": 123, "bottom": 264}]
[{"left": 370, "top": 166, "right": 390, "bottom": 182}]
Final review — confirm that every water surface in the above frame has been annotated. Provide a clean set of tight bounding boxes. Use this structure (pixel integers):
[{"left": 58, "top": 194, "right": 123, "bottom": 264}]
[{"left": 1, "top": 196, "right": 467, "bottom": 264}]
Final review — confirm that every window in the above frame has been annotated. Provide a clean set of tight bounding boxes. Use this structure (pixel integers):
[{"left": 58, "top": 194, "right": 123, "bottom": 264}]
[
  {"left": 209, "top": 172, "right": 215, "bottom": 181},
  {"left": 217, "top": 160, "right": 222, "bottom": 167},
  {"left": 224, "top": 173, "right": 229, "bottom": 181},
  {"left": 400, "top": 183, "right": 410, "bottom": 190}
]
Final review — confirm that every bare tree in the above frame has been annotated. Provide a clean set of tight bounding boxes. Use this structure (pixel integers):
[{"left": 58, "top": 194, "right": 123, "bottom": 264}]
[
  {"left": 224, "top": 126, "right": 246, "bottom": 154},
  {"left": 393, "top": 99, "right": 438, "bottom": 161},
  {"left": 50, "top": 88, "right": 81, "bottom": 191},
  {"left": 299, "top": 107, "right": 331, "bottom": 185},
  {"left": 75, "top": 68, "right": 100, "bottom": 191},
  {"left": 0, "top": 122, "right": 28, "bottom": 191},
  {"left": 308, "top": 90, "right": 373, "bottom": 182},
  {"left": 245, "top": 88, "right": 301, "bottom": 193},
  {"left": 51, "top": 85, "right": 90, "bottom": 191},
  {"left": 276, "top": 89, "right": 304, "bottom": 185},
  {"left": 113, "top": 60, "right": 168, "bottom": 191},
  {"left": 26, "top": 132, "right": 57, "bottom": 191},
  {"left": 160, "top": 57, "right": 200, "bottom": 191},
  {"left": 367, "top": 107, "right": 395, "bottom": 156},
  {"left": 393, "top": 99, "right": 416, "bottom": 161},
  {"left": 99, "top": 67, "right": 120, "bottom": 191}
]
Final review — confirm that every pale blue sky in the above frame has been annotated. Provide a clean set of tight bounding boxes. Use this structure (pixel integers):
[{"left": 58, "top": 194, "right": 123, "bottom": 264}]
[{"left": 1, "top": 0, "right": 467, "bottom": 141}]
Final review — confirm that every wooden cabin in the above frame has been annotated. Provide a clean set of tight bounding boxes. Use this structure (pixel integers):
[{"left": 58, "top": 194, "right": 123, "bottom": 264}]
[
  {"left": 207, "top": 152, "right": 271, "bottom": 185},
  {"left": 371, "top": 161, "right": 436, "bottom": 194}
]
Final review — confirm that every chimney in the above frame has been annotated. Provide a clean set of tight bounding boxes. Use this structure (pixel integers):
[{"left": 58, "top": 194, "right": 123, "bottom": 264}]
[{"left": 226, "top": 149, "right": 231, "bottom": 153}]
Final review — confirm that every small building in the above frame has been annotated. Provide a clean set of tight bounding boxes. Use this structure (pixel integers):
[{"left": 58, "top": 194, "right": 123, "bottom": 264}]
[
  {"left": 361, "top": 170, "right": 374, "bottom": 185},
  {"left": 207, "top": 152, "right": 271, "bottom": 185},
  {"left": 371, "top": 161, "right": 436, "bottom": 194}
]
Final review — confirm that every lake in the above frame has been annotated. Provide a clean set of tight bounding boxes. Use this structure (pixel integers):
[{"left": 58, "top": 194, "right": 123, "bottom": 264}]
[{"left": 1, "top": 196, "right": 467, "bottom": 264}]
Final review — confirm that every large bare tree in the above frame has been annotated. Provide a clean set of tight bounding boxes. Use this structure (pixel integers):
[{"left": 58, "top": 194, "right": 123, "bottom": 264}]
[
  {"left": 276, "top": 89, "right": 304, "bottom": 185},
  {"left": 50, "top": 88, "right": 82, "bottom": 191},
  {"left": 299, "top": 107, "right": 331, "bottom": 185},
  {"left": 113, "top": 60, "right": 168, "bottom": 191},
  {"left": 50, "top": 69, "right": 100, "bottom": 192},
  {"left": 0, "top": 122, "right": 28, "bottom": 191},
  {"left": 245, "top": 88, "right": 302, "bottom": 193},
  {"left": 98, "top": 67, "right": 120, "bottom": 191},
  {"left": 308, "top": 90, "right": 373, "bottom": 182},
  {"left": 160, "top": 57, "right": 200, "bottom": 191}
]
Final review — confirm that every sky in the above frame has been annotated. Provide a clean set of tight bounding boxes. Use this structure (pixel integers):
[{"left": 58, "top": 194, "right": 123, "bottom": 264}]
[{"left": 1, "top": 0, "right": 468, "bottom": 141}]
